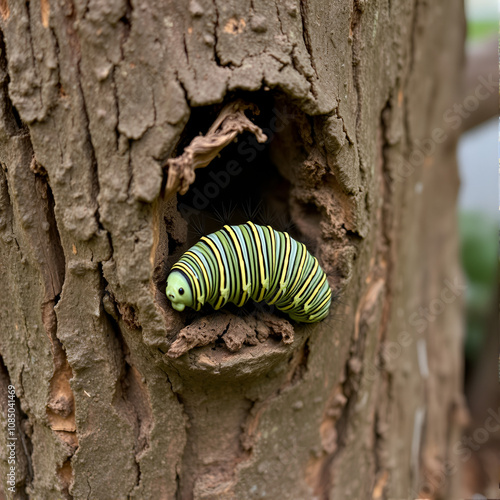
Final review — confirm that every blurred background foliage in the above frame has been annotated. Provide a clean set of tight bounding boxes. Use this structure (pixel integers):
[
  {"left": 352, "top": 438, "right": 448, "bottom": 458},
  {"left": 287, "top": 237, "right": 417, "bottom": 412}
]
[
  {"left": 459, "top": 0, "right": 497, "bottom": 371},
  {"left": 458, "top": 3, "right": 498, "bottom": 496},
  {"left": 467, "top": 19, "right": 497, "bottom": 41},
  {"left": 459, "top": 212, "right": 497, "bottom": 362}
]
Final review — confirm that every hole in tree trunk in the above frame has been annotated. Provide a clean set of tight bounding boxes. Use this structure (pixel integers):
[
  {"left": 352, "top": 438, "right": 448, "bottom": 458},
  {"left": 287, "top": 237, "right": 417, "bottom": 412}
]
[
  {"left": 153, "top": 92, "right": 333, "bottom": 355},
  {"left": 174, "top": 91, "right": 303, "bottom": 246}
]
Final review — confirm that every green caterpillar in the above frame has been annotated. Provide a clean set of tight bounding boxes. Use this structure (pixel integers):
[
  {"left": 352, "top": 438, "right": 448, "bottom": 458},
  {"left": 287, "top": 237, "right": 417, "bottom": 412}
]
[{"left": 166, "top": 222, "right": 331, "bottom": 323}]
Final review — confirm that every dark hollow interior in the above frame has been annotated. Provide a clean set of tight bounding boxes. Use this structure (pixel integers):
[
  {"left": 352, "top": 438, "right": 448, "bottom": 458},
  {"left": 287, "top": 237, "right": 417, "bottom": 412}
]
[{"left": 174, "top": 91, "right": 303, "bottom": 248}]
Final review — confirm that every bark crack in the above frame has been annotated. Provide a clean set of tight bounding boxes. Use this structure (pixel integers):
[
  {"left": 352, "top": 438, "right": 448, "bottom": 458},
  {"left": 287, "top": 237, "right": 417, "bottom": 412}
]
[
  {"left": 162, "top": 369, "right": 187, "bottom": 500},
  {"left": 316, "top": 351, "right": 365, "bottom": 499},
  {"left": 403, "top": 0, "right": 420, "bottom": 149},
  {"left": 350, "top": 2, "right": 363, "bottom": 139},
  {"left": 296, "top": 1, "right": 319, "bottom": 99},
  {"left": 333, "top": 106, "right": 355, "bottom": 146},
  {"left": 211, "top": 0, "right": 223, "bottom": 67},
  {"left": 182, "top": 32, "right": 191, "bottom": 69},
  {"left": 298, "top": 1, "right": 318, "bottom": 81},
  {"left": 24, "top": 1, "right": 44, "bottom": 113},
  {"left": 367, "top": 101, "right": 398, "bottom": 498},
  {"left": 111, "top": 66, "right": 121, "bottom": 151},
  {"left": 0, "top": 31, "right": 27, "bottom": 135},
  {"left": 103, "top": 288, "right": 155, "bottom": 496},
  {"left": 31, "top": 164, "right": 76, "bottom": 496},
  {"left": 0, "top": 355, "right": 34, "bottom": 495}
]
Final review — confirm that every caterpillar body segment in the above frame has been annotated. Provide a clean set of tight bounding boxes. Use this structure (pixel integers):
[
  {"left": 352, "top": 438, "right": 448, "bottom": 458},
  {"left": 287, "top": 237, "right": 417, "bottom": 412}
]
[{"left": 166, "top": 222, "right": 332, "bottom": 323}]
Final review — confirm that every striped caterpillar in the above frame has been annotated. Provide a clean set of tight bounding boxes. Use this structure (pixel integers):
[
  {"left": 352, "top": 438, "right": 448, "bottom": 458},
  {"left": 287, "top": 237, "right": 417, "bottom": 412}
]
[{"left": 166, "top": 222, "right": 331, "bottom": 323}]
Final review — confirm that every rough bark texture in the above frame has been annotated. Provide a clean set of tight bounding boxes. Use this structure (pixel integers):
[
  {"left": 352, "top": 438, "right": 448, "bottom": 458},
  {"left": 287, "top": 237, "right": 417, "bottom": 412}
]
[{"left": 0, "top": 0, "right": 466, "bottom": 499}]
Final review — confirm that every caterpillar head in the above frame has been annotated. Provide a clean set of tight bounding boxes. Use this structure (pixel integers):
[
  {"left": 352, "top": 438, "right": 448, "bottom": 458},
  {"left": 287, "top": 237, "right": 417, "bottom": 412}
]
[{"left": 166, "top": 271, "right": 193, "bottom": 312}]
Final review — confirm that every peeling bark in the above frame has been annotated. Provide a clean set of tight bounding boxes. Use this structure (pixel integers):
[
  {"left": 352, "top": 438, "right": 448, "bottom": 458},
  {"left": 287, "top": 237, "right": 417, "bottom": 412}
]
[{"left": 0, "top": 1, "right": 466, "bottom": 499}]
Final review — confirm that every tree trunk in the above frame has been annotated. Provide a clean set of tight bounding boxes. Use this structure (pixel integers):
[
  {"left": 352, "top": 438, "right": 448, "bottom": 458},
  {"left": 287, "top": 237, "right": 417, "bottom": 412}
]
[{"left": 0, "top": 1, "right": 466, "bottom": 499}]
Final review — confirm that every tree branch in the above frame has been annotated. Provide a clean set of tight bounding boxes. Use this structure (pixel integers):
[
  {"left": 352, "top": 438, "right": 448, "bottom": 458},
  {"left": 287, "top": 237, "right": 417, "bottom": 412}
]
[{"left": 462, "top": 35, "right": 498, "bottom": 132}]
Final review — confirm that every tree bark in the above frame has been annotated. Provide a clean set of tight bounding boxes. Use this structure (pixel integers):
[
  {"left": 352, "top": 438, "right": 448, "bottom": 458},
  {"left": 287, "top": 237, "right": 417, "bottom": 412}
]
[{"left": 0, "top": 1, "right": 466, "bottom": 499}]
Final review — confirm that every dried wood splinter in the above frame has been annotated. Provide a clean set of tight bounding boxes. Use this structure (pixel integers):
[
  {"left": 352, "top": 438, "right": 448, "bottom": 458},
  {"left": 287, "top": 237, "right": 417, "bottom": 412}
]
[{"left": 164, "top": 100, "right": 268, "bottom": 197}]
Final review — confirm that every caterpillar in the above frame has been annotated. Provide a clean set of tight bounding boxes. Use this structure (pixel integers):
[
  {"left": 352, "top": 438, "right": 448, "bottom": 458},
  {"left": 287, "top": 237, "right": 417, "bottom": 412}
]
[{"left": 166, "top": 222, "right": 331, "bottom": 323}]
